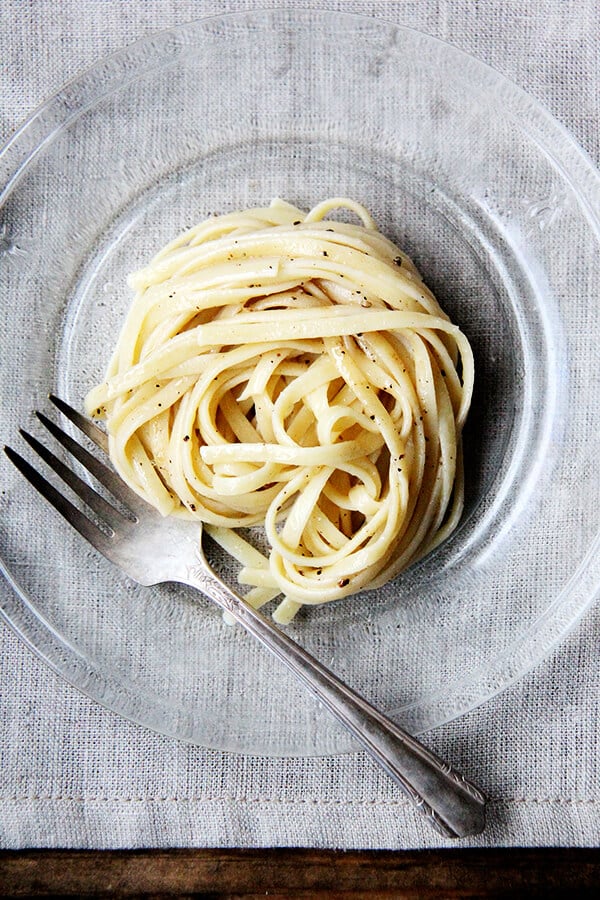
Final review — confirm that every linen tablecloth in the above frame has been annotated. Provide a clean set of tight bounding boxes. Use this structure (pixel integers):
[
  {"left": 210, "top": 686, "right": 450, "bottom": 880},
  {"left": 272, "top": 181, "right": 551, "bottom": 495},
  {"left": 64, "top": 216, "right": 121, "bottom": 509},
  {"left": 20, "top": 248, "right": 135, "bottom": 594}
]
[{"left": 1, "top": 0, "right": 599, "bottom": 849}]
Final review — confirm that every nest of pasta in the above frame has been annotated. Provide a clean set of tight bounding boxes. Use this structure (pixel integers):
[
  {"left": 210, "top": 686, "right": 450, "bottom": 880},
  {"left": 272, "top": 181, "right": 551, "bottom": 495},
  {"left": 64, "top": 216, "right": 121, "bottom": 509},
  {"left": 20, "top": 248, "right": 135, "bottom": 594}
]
[{"left": 87, "top": 198, "right": 473, "bottom": 622}]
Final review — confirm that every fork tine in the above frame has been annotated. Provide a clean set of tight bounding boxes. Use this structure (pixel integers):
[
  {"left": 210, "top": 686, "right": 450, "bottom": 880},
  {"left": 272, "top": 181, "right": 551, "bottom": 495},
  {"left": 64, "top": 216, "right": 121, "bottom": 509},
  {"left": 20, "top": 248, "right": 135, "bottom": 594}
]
[
  {"left": 4, "top": 445, "right": 114, "bottom": 557},
  {"left": 48, "top": 394, "right": 108, "bottom": 453},
  {"left": 19, "top": 429, "right": 128, "bottom": 532},
  {"left": 35, "top": 411, "right": 144, "bottom": 516}
]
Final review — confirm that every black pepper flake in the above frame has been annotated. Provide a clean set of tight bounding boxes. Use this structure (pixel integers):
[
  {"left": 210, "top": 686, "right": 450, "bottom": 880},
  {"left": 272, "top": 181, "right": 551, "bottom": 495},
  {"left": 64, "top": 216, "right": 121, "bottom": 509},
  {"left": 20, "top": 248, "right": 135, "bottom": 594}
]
[
  {"left": 293, "top": 220, "right": 301, "bottom": 225},
  {"left": 158, "top": 403, "right": 162, "bottom": 407},
  {"left": 316, "top": 569, "right": 322, "bottom": 575},
  {"left": 326, "top": 228, "right": 334, "bottom": 232},
  {"left": 393, "top": 256, "right": 402, "bottom": 266},
  {"left": 183, "top": 435, "right": 190, "bottom": 442},
  {"left": 370, "top": 415, "right": 375, "bottom": 420},
  {"left": 338, "top": 578, "right": 350, "bottom": 588},
  {"left": 190, "top": 503, "right": 196, "bottom": 511},
  {"left": 323, "top": 251, "right": 328, "bottom": 257},
  {"left": 441, "top": 369, "right": 447, "bottom": 377}
]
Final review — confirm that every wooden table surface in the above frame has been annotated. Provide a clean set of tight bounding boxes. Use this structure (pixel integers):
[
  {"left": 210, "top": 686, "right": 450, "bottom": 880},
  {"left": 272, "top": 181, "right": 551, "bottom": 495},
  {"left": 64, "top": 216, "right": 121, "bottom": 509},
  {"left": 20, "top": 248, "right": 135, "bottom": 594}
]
[{"left": 1, "top": 848, "right": 599, "bottom": 897}]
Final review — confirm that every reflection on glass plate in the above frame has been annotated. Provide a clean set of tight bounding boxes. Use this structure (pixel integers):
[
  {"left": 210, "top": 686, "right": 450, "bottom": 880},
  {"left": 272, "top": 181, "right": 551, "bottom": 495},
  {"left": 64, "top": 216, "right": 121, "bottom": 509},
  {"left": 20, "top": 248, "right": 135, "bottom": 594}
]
[{"left": 1, "top": 10, "right": 599, "bottom": 754}]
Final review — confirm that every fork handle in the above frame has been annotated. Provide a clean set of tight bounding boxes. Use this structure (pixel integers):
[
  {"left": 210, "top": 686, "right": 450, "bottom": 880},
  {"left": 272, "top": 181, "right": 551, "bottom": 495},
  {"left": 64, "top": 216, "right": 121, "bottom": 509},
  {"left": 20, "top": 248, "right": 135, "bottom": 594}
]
[{"left": 186, "top": 567, "right": 486, "bottom": 838}]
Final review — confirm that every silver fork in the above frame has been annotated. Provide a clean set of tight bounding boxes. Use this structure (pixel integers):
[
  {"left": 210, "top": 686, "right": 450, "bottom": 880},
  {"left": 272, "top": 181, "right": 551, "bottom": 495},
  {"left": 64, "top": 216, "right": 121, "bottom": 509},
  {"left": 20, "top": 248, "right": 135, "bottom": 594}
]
[{"left": 4, "top": 395, "right": 486, "bottom": 838}]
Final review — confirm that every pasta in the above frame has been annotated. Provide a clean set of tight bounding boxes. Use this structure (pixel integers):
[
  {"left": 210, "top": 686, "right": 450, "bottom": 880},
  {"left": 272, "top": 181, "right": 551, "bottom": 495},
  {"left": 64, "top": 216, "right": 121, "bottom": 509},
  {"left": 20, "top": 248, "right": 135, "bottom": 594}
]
[{"left": 86, "top": 198, "right": 474, "bottom": 623}]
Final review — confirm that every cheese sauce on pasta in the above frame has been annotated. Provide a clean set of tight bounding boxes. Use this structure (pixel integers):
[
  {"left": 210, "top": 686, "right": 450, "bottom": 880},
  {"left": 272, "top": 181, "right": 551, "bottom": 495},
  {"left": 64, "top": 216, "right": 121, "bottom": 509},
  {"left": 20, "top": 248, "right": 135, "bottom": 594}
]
[{"left": 86, "top": 198, "right": 474, "bottom": 622}]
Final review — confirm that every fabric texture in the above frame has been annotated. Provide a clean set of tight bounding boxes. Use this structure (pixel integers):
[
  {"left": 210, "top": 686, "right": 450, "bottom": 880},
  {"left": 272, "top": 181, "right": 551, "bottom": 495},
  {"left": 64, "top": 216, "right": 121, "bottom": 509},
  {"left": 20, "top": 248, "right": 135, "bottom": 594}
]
[{"left": 0, "top": 0, "right": 599, "bottom": 849}]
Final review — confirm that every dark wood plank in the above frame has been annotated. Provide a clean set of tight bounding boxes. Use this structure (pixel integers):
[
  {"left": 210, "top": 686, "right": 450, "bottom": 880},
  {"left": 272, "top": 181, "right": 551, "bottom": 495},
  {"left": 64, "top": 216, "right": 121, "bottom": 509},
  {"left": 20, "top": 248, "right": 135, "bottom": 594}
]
[{"left": 1, "top": 848, "right": 599, "bottom": 898}]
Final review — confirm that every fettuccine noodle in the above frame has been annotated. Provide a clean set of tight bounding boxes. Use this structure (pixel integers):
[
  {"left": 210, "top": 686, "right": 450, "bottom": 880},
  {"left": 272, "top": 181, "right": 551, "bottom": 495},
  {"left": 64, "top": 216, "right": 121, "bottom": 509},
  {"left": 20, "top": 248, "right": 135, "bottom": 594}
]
[{"left": 86, "top": 198, "right": 474, "bottom": 622}]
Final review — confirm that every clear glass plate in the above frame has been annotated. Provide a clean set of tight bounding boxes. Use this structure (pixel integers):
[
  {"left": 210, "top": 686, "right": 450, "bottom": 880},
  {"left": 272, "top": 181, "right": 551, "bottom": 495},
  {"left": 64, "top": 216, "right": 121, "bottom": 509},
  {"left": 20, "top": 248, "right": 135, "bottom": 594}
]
[{"left": 1, "top": 10, "right": 599, "bottom": 755}]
